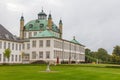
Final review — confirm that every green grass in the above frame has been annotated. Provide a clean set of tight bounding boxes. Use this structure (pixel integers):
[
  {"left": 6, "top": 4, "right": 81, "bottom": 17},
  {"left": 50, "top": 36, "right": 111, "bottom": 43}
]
[{"left": 0, "top": 64, "right": 120, "bottom": 80}]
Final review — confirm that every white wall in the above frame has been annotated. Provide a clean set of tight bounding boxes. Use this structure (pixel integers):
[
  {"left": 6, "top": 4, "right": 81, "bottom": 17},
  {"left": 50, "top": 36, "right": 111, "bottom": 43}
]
[{"left": 0, "top": 40, "right": 23, "bottom": 63}]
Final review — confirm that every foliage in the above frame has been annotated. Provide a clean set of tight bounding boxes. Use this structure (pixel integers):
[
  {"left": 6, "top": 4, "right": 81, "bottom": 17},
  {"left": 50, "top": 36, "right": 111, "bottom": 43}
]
[
  {"left": 111, "top": 45, "right": 120, "bottom": 64},
  {"left": 97, "top": 48, "right": 109, "bottom": 62},
  {"left": 112, "top": 45, "right": 120, "bottom": 56},
  {"left": 85, "top": 48, "right": 110, "bottom": 63},
  {"left": 3, "top": 48, "right": 11, "bottom": 61}
]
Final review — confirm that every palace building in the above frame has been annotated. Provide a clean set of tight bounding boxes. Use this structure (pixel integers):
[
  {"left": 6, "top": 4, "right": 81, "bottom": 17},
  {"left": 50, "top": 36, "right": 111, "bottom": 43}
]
[{"left": 0, "top": 10, "right": 85, "bottom": 64}]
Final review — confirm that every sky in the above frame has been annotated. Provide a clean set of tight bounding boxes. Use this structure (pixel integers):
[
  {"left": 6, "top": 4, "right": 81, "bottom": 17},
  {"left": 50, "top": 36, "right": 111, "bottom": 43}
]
[{"left": 0, "top": 0, "right": 120, "bottom": 53}]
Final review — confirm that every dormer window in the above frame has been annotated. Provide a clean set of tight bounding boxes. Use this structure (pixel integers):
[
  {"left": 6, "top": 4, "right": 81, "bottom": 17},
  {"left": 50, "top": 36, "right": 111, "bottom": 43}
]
[
  {"left": 40, "top": 24, "right": 44, "bottom": 28},
  {"left": 29, "top": 24, "right": 33, "bottom": 28},
  {"left": 40, "top": 24, "right": 44, "bottom": 30},
  {"left": 5, "top": 34, "right": 9, "bottom": 39}
]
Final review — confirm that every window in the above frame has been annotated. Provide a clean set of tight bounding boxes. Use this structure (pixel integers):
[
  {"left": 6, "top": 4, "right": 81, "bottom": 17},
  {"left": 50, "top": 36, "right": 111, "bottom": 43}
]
[
  {"left": 29, "top": 24, "right": 33, "bottom": 28},
  {"left": 12, "top": 43, "right": 14, "bottom": 50},
  {"left": 32, "top": 51, "right": 36, "bottom": 59},
  {"left": 24, "top": 32, "right": 26, "bottom": 38},
  {"left": 0, "top": 41, "right": 2, "bottom": 49},
  {"left": 15, "top": 55, "right": 17, "bottom": 62},
  {"left": 40, "top": 24, "right": 44, "bottom": 28},
  {"left": 22, "top": 44, "right": 25, "bottom": 50},
  {"left": 46, "top": 51, "right": 50, "bottom": 59},
  {"left": 29, "top": 32, "right": 32, "bottom": 37},
  {"left": 11, "top": 55, "right": 14, "bottom": 61},
  {"left": 3, "top": 55, "right": 5, "bottom": 62},
  {"left": 8, "top": 43, "right": 10, "bottom": 49},
  {"left": 39, "top": 40, "right": 43, "bottom": 47},
  {"left": 54, "top": 40, "right": 62, "bottom": 49},
  {"left": 46, "top": 40, "right": 50, "bottom": 47},
  {"left": 34, "top": 32, "right": 37, "bottom": 36},
  {"left": 27, "top": 43, "right": 30, "bottom": 49},
  {"left": 19, "top": 55, "right": 21, "bottom": 61},
  {"left": 32, "top": 40, "right": 36, "bottom": 47},
  {"left": 39, "top": 51, "right": 43, "bottom": 58},
  {"left": 16, "top": 44, "right": 18, "bottom": 50},
  {"left": 19, "top": 44, "right": 21, "bottom": 51},
  {"left": 0, "top": 54, "right": 1, "bottom": 61},
  {"left": 4, "top": 42, "right": 6, "bottom": 49}
]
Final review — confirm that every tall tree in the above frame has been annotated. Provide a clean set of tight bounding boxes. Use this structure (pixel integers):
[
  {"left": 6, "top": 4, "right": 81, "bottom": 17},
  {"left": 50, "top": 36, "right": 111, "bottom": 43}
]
[
  {"left": 85, "top": 48, "right": 91, "bottom": 55},
  {"left": 111, "top": 45, "right": 120, "bottom": 63},
  {"left": 97, "top": 48, "right": 109, "bottom": 62},
  {"left": 85, "top": 49, "right": 97, "bottom": 63},
  {"left": 112, "top": 45, "right": 120, "bottom": 56},
  {"left": 3, "top": 48, "right": 11, "bottom": 63},
  {"left": 85, "top": 48, "right": 91, "bottom": 62}
]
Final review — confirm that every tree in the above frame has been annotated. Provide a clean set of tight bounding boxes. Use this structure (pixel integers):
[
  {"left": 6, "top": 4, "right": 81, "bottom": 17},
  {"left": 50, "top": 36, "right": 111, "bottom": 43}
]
[
  {"left": 97, "top": 48, "right": 109, "bottom": 62},
  {"left": 85, "top": 48, "right": 111, "bottom": 63},
  {"left": 85, "top": 48, "right": 91, "bottom": 55},
  {"left": 85, "top": 49, "right": 97, "bottom": 63},
  {"left": 85, "top": 48, "right": 91, "bottom": 62},
  {"left": 111, "top": 45, "right": 120, "bottom": 64},
  {"left": 112, "top": 45, "right": 120, "bottom": 56},
  {"left": 3, "top": 48, "right": 11, "bottom": 63}
]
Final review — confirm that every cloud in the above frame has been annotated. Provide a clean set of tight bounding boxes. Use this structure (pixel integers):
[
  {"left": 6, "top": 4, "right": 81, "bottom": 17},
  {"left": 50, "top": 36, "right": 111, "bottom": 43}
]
[
  {"left": 1, "top": 0, "right": 120, "bottom": 53},
  {"left": 6, "top": 3, "right": 25, "bottom": 12}
]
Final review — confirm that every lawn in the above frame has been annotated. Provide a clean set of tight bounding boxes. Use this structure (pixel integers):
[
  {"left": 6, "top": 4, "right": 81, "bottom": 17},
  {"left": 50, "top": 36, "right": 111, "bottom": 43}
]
[{"left": 0, "top": 64, "right": 120, "bottom": 80}]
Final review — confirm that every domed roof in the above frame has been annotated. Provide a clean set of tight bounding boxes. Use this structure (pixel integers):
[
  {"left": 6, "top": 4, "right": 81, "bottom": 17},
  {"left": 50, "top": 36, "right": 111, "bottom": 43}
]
[{"left": 24, "top": 19, "right": 60, "bottom": 33}]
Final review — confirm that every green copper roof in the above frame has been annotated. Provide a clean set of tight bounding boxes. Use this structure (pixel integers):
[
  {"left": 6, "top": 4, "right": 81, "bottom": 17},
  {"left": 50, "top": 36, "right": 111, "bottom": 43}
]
[
  {"left": 24, "top": 19, "right": 60, "bottom": 33},
  {"left": 71, "top": 38, "right": 85, "bottom": 46},
  {"left": 71, "top": 39, "right": 80, "bottom": 44},
  {"left": 33, "top": 29, "right": 57, "bottom": 38},
  {"left": 25, "top": 19, "right": 47, "bottom": 31}
]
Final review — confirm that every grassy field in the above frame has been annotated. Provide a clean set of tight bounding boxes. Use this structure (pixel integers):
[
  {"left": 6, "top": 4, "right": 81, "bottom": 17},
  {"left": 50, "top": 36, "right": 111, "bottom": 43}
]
[{"left": 0, "top": 64, "right": 120, "bottom": 80}]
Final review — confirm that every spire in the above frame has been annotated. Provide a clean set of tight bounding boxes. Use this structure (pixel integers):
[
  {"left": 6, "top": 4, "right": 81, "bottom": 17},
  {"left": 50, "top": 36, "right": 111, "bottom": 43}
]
[
  {"left": 20, "top": 13, "right": 24, "bottom": 21},
  {"left": 42, "top": 9, "right": 43, "bottom": 12},
  {"left": 42, "top": 7, "right": 43, "bottom": 12},
  {"left": 59, "top": 19, "right": 62, "bottom": 25},
  {"left": 20, "top": 13, "right": 24, "bottom": 39},
  {"left": 73, "top": 36, "right": 75, "bottom": 40},
  {"left": 59, "top": 18, "right": 63, "bottom": 38},
  {"left": 48, "top": 13, "right": 52, "bottom": 19},
  {"left": 48, "top": 12, "right": 52, "bottom": 30}
]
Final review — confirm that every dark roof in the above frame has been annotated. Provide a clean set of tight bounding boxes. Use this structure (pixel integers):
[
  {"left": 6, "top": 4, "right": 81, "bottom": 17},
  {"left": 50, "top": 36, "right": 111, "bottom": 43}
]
[
  {"left": 38, "top": 10, "right": 47, "bottom": 16},
  {"left": 0, "top": 24, "right": 21, "bottom": 42}
]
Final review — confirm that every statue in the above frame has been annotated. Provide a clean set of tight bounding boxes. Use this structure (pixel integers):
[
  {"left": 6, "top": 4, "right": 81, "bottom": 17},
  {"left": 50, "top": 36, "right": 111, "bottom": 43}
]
[{"left": 46, "top": 61, "right": 50, "bottom": 72}]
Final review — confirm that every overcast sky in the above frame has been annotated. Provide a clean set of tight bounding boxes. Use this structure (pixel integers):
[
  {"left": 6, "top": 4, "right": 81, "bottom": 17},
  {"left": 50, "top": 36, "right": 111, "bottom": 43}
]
[{"left": 0, "top": 0, "right": 120, "bottom": 53}]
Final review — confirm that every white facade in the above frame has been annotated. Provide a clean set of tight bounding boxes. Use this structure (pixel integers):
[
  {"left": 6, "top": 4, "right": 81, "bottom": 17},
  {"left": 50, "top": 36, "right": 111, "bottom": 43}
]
[
  {"left": 28, "top": 37, "right": 85, "bottom": 64},
  {"left": 0, "top": 36, "right": 85, "bottom": 64},
  {"left": 0, "top": 10, "right": 85, "bottom": 64},
  {"left": 0, "top": 40, "right": 22, "bottom": 63}
]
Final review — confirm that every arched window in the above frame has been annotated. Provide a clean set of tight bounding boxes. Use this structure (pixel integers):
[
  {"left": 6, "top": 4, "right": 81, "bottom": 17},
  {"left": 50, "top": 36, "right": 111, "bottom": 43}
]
[
  {"left": 40, "top": 24, "right": 44, "bottom": 30},
  {"left": 29, "top": 24, "right": 33, "bottom": 28},
  {"left": 40, "top": 24, "right": 44, "bottom": 28}
]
